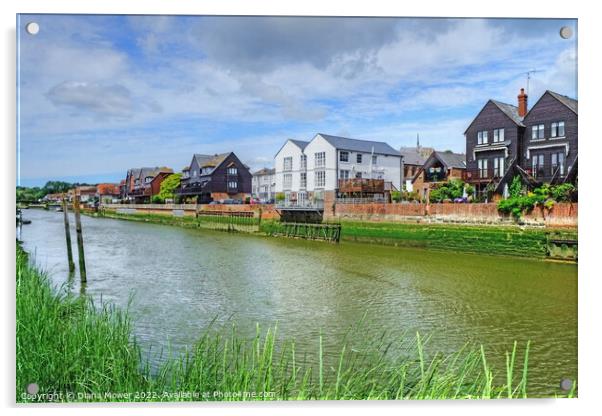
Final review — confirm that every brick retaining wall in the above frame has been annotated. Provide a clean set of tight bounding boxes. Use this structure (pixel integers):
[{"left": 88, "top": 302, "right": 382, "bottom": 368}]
[{"left": 330, "top": 202, "right": 577, "bottom": 227}]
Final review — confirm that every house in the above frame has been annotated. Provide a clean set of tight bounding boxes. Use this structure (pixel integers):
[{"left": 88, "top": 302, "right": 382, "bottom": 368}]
[
  {"left": 399, "top": 142, "right": 434, "bottom": 191},
  {"left": 464, "top": 88, "right": 577, "bottom": 198},
  {"left": 123, "top": 167, "right": 173, "bottom": 203},
  {"left": 74, "top": 185, "right": 97, "bottom": 203},
  {"left": 42, "top": 192, "right": 65, "bottom": 203},
  {"left": 412, "top": 151, "right": 466, "bottom": 200},
  {"left": 274, "top": 133, "right": 402, "bottom": 205},
  {"left": 96, "top": 183, "right": 121, "bottom": 204},
  {"left": 176, "top": 152, "right": 252, "bottom": 203},
  {"left": 252, "top": 167, "right": 276, "bottom": 203}
]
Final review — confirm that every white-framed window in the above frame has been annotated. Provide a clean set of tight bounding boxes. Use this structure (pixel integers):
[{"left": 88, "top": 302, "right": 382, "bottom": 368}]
[
  {"left": 551, "top": 152, "right": 565, "bottom": 175},
  {"left": 371, "top": 155, "right": 377, "bottom": 165},
  {"left": 315, "top": 170, "right": 325, "bottom": 187},
  {"left": 283, "top": 157, "right": 293, "bottom": 171},
  {"left": 228, "top": 181, "right": 238, "bottom": 189},
  {"left": 477, "top": 130, "right": 488, "bottom": 145},
  {"left": 356, "top": 153, "right": 363, "bottom": 163},
  {"left": 493, "top": 128, "right": 505, "bottom": 143},
  {"left": 227, "top": 167, "right": 238, "bottom": 175},
  {"left": 315, "top": 152, "right": 326, "bottom": 168},
  {"left": 532, "top": 154, "right": 545, "bottom": 178},
  {"left": 300, "top": 155, "right": 307, "bottom": 170},
  {"left": 477, "top": 159, "right": 488, "bottom": 178},
  {"left": 355, "top": 172, "right": 363, "bottom": 179},
  {"left": 493, "top": 157, "right": 504, "bottom": 177},
  {"left": 283, "top": 174, "right": 292, "bottom": 190},
  {"left": 339, "top": 169, "right": 350, "bottom": 180},
  {"left": 192, "top": 170, "right": 197, "bottom": 177},
  {"left": 532, "top": 124, "right": 545, "bottom": 140},
  {"left": 551, "top": 121, "right": 565, "bottom": 138},
  {"left": 339, "top": 151, "right": 349, "bottom": 162},
  {"left": 300, "top": 172, "right": 307, "bottom": 188}
]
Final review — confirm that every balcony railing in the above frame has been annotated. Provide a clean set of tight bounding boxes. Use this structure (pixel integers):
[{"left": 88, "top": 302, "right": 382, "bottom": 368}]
[
  {"left": 176, "top": 183, "right": 209, "bottom": 195},
  {"left": 462, "top": 168, "right": 504, "bottom": 182},
  {"left": 424, "top": 172, "right": 448, "bottom": 182},
  {"left": 338, "top": 178, "right": 385, "bottom": 193},
  {"left": 275, "top": 200, "right": 324, "bottom": 210}
]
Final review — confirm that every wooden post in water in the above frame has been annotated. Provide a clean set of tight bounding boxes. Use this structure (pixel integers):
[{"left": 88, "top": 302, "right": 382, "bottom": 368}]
[
  {"left": 62, "top": 197, "right": 75, "bottom": 273},
  {"left": 73, "top": 194, "right": 87, "bottom": 282}
]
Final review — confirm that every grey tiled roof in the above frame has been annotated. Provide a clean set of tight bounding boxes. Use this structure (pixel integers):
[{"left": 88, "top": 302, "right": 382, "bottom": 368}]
[
  {"left": 289, "top": 139, "right": 310, "bottom": 150},
  {"left": 317, "top": 133, "right": 400, "bottom": 156},
  {"left": 399, "top": 146, "right": 433, "bottom": 166},
  {"left": 547, "top": 90, "right": 578, "bottom": 114},
  {"left": 252, "top": 167, "right": 275, "bottom": 176},
  {"left": 490, "top": 100, "right": 525, "bottom": 126},
  {"left": 433, "top": 151, "right": 466, "bottom": 169}
]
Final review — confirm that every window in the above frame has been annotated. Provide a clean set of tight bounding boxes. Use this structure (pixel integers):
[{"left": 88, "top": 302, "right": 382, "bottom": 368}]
[
  {"left": 372, "top": 155, "right": 378, "bottom": 164},
  {"left": 192, "top": 170, "right": 197, "bottom": 177},
  {"left": 300, "top": 155, "right": 307, "bottom": 170},
  {"left": 355, "top": 172, "right": 363, "bottom": 179},
  {"left": 356, "top": 154, "right": 363, "bottom": 163},
  {"left": 551, "top": 121, "right": 565, "bottom": 138},
  {"left": 493, "top": 128, "right": 505, "bottom": 143},
  {"left": 315, "top": 152, "right": 326, "bottom": 168},
  {"left": 315, "top": 170, "right": 325, "bottom": 187},
  {"left": 227, "top": 167, "right": 238, "bottom": 175},
  {"left": 339, "top": 169, "right": 350, "bottom": 180},
  {"left": 339, "top": 151, "right": 349, "bottom": 162},
  {"left": 532, "top": 124, "right": 545, "bottom": 140},
  {"left": 228, "top": 181, "right": 238, "bottom": 189},
  {"left": 477, "top": 159, "right": 488, "bottom": 178},
  {"left": 551, "top": 152, "right": 565, "bottom": 176},
  {"left": 283, "top": 174, "right": 292, "bottom": 190},
  {"left": 477, "top": 130, "right": 488, "bottom": 145},
  {"left": 493, "top": 157, "right": 504, "bottom": 177},
  {"left": 300, "top": 172, "right": 307, "bottom": 188},
  {"left": 532, "top": 154, "right": 545, "bottom": 178},
  {"left": 283, "top": 157, "right": 292, "bottom": 171}
]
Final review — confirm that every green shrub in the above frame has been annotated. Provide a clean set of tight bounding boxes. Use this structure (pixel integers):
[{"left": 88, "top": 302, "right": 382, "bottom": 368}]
[{"left": 391, "top": 191, "right": 401, "bottom": 202}]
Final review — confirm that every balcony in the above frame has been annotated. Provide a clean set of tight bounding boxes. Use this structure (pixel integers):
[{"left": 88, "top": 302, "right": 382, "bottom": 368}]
[
  {"left": 176, "top": 182, "right": 209, "bottom": 196},
  {"left": 424, "top": 171, "right": 448, "bottom": 183},
  {"left": 462, "top": 168, "right": 504, "bottom": 182},
  {"left": 338, "top": 179, "right": 385, "bottom": 193}
]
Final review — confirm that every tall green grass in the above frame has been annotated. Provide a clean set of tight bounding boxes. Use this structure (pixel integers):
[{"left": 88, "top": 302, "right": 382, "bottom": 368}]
[{"left": 16, "top": 246, "right": 574, "bottom": 402}]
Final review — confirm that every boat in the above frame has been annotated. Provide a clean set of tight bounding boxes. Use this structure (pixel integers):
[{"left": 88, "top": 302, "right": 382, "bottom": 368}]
[{"left": 55, "top": 207, "right": 63, "bottom": 212}]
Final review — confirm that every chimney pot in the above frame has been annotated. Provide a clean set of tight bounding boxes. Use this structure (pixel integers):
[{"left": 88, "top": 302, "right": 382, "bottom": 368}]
[{"left": 518, "top": 88, "right": 528, "bottom": 117}]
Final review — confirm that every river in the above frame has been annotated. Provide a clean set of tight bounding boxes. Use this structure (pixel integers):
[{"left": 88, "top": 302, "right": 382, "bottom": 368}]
[{"left": 18, "top": 209, "right": 577, "bottom": 397}]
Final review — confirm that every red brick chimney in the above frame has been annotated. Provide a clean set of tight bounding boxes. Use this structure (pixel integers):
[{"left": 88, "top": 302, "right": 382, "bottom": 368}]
[{"left": 518, "top": 88, "right": 528, "bottom": 117}]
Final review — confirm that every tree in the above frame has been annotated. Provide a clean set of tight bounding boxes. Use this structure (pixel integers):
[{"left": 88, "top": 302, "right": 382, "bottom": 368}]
[{"left": 157, "top": 173, "right": 181, "bottom": 202}]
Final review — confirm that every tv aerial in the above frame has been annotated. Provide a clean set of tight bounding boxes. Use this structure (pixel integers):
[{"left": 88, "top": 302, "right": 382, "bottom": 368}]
[{"left": 523, "top": 69, "right": 544, "bottom": 95}]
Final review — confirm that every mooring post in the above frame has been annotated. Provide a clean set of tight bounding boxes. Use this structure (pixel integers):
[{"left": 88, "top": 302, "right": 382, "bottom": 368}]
[
  {"left": 62, "top": 197, "right": 75, "bottom": 273},
  {"left": 73, "top": 194, "right": 87, "bottom": 282}
]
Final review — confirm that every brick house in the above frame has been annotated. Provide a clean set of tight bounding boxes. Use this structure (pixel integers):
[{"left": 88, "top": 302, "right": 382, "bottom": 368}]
[{"left": 411, "top": 151, "right": 466, "bottom": 201}]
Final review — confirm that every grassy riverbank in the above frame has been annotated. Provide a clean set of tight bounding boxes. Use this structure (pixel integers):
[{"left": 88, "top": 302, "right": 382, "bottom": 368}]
[
  {"left": 94, "top": 209, "right": 577, "bottom": 259},
  {"left": 17, "top": 245, "right": 573, "bottom": 402}
]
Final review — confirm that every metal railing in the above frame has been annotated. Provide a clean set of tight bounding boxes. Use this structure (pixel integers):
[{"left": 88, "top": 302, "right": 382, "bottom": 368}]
[{"left": 275, "top": 200, "right": 325, "bottom": 210}]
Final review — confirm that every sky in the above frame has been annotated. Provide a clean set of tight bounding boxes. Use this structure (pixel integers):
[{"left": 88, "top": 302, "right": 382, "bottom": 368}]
[{"left": 16, "top": 15, "right": 577, "bottom": 187}]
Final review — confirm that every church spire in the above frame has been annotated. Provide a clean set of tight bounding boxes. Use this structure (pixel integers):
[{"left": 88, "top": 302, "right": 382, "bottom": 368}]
[{"left": 416, "top": 133, "right": 420, "bottom": 149}]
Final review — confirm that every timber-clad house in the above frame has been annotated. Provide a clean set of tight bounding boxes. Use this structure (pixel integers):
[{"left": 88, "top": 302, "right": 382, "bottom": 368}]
[
  {"left": 123, "top": 167, "right": 173, "bottom": 203},
  {"left": 464, "top": 88, "right": 577, "bottom": 198},
  {"left": 176, "top": 152, "right": 252, "bottom": 203}
]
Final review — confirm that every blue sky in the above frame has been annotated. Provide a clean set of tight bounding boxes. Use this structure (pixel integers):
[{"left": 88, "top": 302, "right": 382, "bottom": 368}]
[{"left": 17, "top": 15, "right": 577, "bottom": 186}]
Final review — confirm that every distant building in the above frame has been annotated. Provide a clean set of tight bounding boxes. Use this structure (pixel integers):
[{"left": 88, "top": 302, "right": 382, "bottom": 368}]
[
  {"left": 176, "top": 152, "right": 252, "bottom": 203},
  {"left": 73, "top": 185, "right": 98, "bottom": 203},
  {"left": 412, "top": 151, "right": 466, "bottom": 200},
  {"left": 400, "top": 139, "right": 434, "bottom": 191},
  {"left": 252, "top": 168, "right": 276, "bottom": 202},
  {"left": 42, "top": 192, "right": 65, "bottom": 203},
  {"left": 123, "top": 167, "right": 173, "bottom": 203},
  {"left": 96, "top": 183, "right": 121, "bottom": 204},
  {"left": 274, "top": 133, "right": 402, "bottom": 205}
]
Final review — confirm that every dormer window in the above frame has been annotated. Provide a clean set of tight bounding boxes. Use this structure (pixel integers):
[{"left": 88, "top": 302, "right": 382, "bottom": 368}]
[
  {"left": 551, "top": 121, "right": 565, "bottom": 138},
  {"left": 145, "top": 176, "right": 153, "bottom": 183},
  {"left": 477, "top": 130, "right": 488, "bottom": 145}
]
